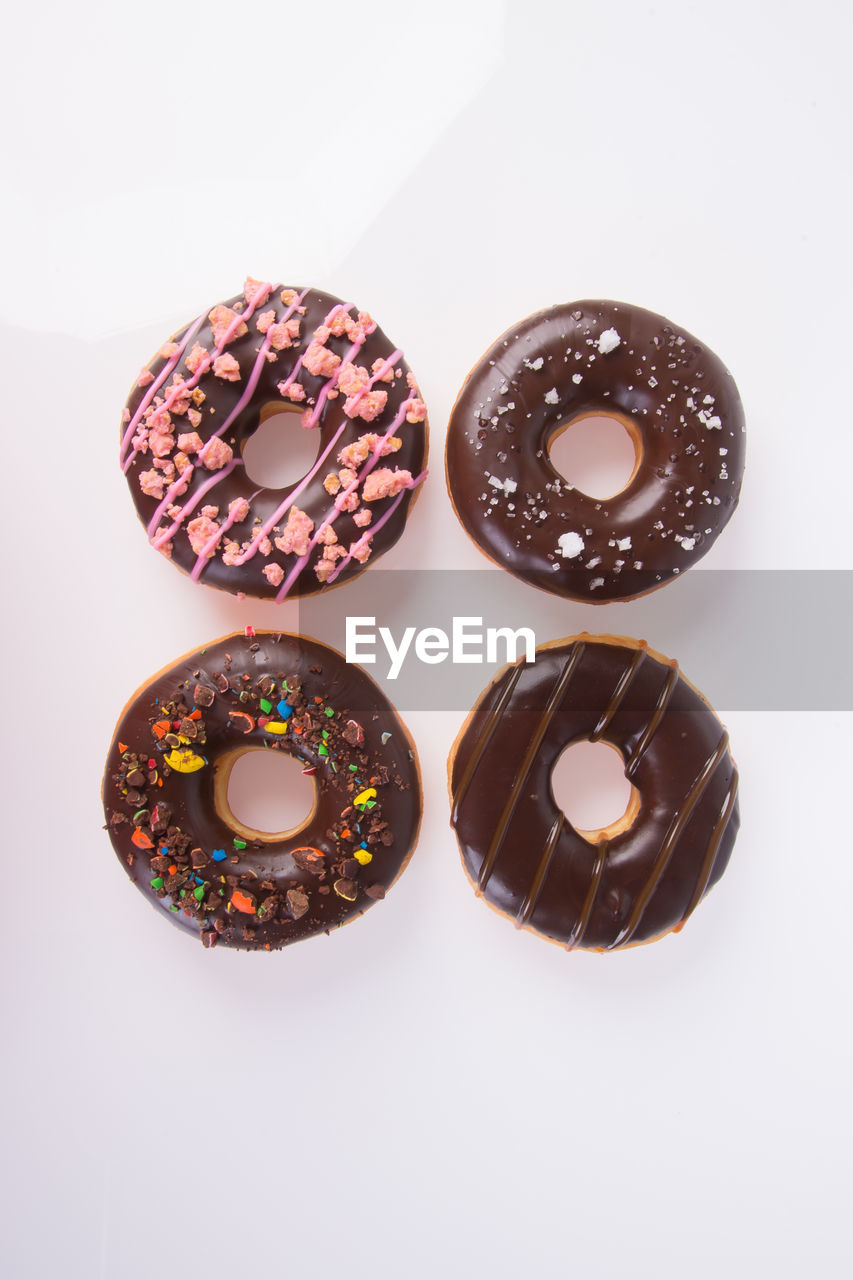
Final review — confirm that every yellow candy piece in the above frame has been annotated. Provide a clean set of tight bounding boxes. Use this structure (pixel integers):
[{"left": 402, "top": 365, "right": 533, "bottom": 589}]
[
  {"left": 354, "top": 848, "right": 373, "bottom": 866},
  {"left": 353, "top": 787, "right": 377, "bottom": 809},
  {"left": 165, "top": 747, "right": 206, "bottom": 773},
  {"left": 264, "top": 721, "right": 288, "bottom": 735}
]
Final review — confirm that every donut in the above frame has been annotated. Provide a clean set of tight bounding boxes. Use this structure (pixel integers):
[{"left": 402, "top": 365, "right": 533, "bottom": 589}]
[
  {"left": 102, "top": 631, "right": 422, "bottom": 950},
  {"left": 445, "top": 300, "right": 744, "bottom": 602},
  {"left": 120, "top": 279, "right": 428, "bottom": 599},
  {"left": 448, "top": 635, "right": 740, "bottom": 950}
]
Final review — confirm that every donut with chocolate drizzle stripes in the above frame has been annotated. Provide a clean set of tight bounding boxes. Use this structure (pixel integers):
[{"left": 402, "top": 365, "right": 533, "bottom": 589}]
[
  {"left": 102, "top": 632, "right": 421, "bottom": 950},
  {"left": 445, "top": 301, "right": 744, "bottom": 601},
  {"left": 449, "top": 635, "right": 739, "bottom": 950},
  {"left": 120, "top": 279, "right": 428, "bottom": 599}
]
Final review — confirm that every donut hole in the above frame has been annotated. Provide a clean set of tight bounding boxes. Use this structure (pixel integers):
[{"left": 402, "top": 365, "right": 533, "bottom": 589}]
[
  {"left": 548, "top": 412, "right": 640, "bottom": 500},
  {"left": 217, "top": 747, "right": 317, "bottom": 842},
  {"left": 551, "top": 739, "right": 640, "bottom": 843},
  {"left": 241, "top": 403, "right": 323, "bottom": 491}
]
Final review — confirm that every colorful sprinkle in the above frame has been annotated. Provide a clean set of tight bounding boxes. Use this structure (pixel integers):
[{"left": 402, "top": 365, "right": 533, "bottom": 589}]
[
  {"left": 353, "top": 788, "right": 377, "bottom": 810},
  {"left": 212, "top": 849, "right": 227, "bottom": 862},
  {"left": 164, "top": 747, "right": 206, "bottom": 773}
]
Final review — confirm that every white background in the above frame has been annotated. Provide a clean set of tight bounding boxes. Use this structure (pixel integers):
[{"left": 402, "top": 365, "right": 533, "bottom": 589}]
[{"left": 2, "top": 2, "right": 851, "bottom": 1276}]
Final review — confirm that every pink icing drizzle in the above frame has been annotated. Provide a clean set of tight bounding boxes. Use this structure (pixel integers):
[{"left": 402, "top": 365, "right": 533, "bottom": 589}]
[
  {"left": 273, "top": 396, "right": 418, "bottom": 602},
  {"left": 324, "top": 470, "right": 427, "bottom": 585},
  {"left": 121, "top": 281, "right": 281, "bottom": 472},
  {"left": 119, "top": 312, "right": 206, "bottom": 463},
  {"left": 229, "top": 345, "right": 403, "bottom": 568}
]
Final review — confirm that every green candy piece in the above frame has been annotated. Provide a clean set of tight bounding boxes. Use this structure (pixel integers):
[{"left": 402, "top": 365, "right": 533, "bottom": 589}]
[
  {"left": 233, "top": 838, "right": 247, "bottom": 850},
  {"left": 193, "top": 886, "right": 205, "bottom": 901},
  {"left": 324, "top": 707, "right": 334, "bottom": 718},
  {"left": 150, "top": 876, "right": 164, "bottom": 891},
  {"left": 318, "top": 744, "right": 329, "bottom": 757},
  {"left": 259, "top": 698, "right": 272, "bottom": 714}
]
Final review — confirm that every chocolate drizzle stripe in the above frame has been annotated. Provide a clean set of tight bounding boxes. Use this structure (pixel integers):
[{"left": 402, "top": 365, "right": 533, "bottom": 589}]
[
  {"left": 625, "top": 664, "right": 679, "bottom": 778},
  {"left": 450, "top": 663, "right": 525, "bottom": 823},
  {"left": 590, "top": 647, "right": 646, "bottom": 743},
  {"left": 679, "top": 769, "right": 740, "bottom": 927},
  {"left": 611, "top": 732, "right": 731, "bottom": 948},
  {"left": 565, "top": 838, "right": 610, "bottom": 950},
  {"left": 477, "top": 642, "right": 586, "bottom": 892},
  {"left": 516, "top": 811, "right": 564, "bottom": 928}
]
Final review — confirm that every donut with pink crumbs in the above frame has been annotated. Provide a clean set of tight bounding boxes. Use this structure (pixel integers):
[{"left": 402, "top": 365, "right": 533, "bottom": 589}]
[{"left": 119, "top": 278, "right": 428, "bottom": 599}]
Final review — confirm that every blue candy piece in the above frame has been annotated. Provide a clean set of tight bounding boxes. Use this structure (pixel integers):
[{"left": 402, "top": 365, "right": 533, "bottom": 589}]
[
  {"left": 211, "top": 849, "right": 227, "bottom": 863},
  {"left": 276, "top": 700, "right": 294, "bottom": 720}
]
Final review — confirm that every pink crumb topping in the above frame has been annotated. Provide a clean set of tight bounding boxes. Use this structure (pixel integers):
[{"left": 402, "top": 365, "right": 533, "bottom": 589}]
[
  {"left": 185, "top": 343, "right": 209, "bottom": 374},
  {"left": 338, "top": 467, "right": 358, "bottom": 487},
  {"left": 280, "top": 289, "right": 298, "bottom": 306},
  {"left": 222, "top": 540, "right": 243, "bottom": 566},
  {"left": 406, "top": 398, "right": 427, "bottom": 423},
  {"left": 139, "top": 469, "right": 167, "bottom": 499},
  {"left": 154, "top": 526, "right": 173, "bottom": 556},
  {"left": 352, "top": 508, "right": 373, "bottom": 528},
  {"left": 187, "top": 516, "right": 221, "bottom": 557},
  {"left": 302, "top": 340, "right": 341, "bottom": 379},
  {"left": 200, "top": 505, "right": 219, "bottom": 519},
  {"left": 160, "top": 341, "right": 180, "bottom": 359},
  {"left": 318, "top": 525, "right": 338, "bottom": 546},
  {"left": 348, "top": 537, "right": 373, "bottom": 564},
  {"left": 187, "top": 407, "right": 202, "bottom": 428},
  {"left": 228, "top": 497, "right": 250, "bottom": 522},
  {"left": 344, "top": 388, "right": 388, "bottom": 422},
  {"left": 278, "top": 381, "right": 306, "bottom": 402},
  {"left": 149, "top": 428, "right": 175, "bottom": 459},
  {"left": 362, "top": 467, "right": 414, "bottom": 502},
  {"left": 406, "top": 371, "right": 420, "bottom": 391},
  {"left": 213, "top": 353, "right": 241, "bottom": 381},
  {"left": 337, "top": 364, "right": 370, "bottom": 397},
  {"left": 268, "top": 322, "right": 294, "bottom": 351},
  {"left": 244, "top": 278, "right": 271, "bottom": 308},
  {"left": 200, "top": 437, "right": 234, "bottom": 471},
  {"left": 177, "top": 431, "right": 204, "bottom": 454},
  {"left": 137, "top": 369, "right": 154, "bottom": 387},
  {"left": 371, "top": 358, "right": 395, "bottom": 383},
  {"left": 336, "top": 491, "right": 359, "bottom": 513},
  {"left": 208, "top": 305, "right": 248, "bottom": 346},
  {"left": 274, "top": 506, "right": 314, "bottom": 557},
  {"left": 337, "top": 432, "right": 402, "bottom": 469},
  {"left": 345, "top": 311, "right": 376, "bottom": 344},
  {"left": 256, "top": 309, "right": 276, "bottom": 334},
  {"left": 327, "top": 309, "right": 350, "bottom": 338},
  {"left": 263, "top": 563, "right": 285, "bottom": 587},
  {"left": 323, "top": 473, "right": 341, "bottom": 495}
]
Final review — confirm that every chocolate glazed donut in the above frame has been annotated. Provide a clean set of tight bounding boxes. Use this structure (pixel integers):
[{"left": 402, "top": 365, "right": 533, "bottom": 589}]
[
  {"left": 120, "top": 278, "right": 428, "bottom": 600},
  {"left": 103, "top": 632, "right": 421, "bottom": 951},
  {"left": 449, "top": 636, "right": 740, "bottom": 950},
  {"left": 446, "top": 301, "right": 745, "bottom": 602}
]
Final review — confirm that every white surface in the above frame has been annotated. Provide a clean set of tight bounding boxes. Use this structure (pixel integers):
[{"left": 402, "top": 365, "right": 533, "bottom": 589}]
[{"left": 2, "top": 2, "right": 852, "bottom": 1277}]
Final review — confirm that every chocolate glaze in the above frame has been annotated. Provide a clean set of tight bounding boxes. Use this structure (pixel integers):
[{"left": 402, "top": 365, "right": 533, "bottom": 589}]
[
  {"left": 446, "top": 301, "right": 745, "bottom": 601},
  {"left": 102, "top": 633, "right": 421, "bottom": 951},
  {"left": 449, "top": 637, "right": 740, "bottom": 949},
  {"left": 121, "top": 283, "right": 428, "bottom": 599}
]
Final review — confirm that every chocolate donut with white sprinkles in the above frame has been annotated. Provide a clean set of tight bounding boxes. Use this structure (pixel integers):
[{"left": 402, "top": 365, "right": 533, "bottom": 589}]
[{"left": 446, "top": 300, "right": 744, "bottom": 601}]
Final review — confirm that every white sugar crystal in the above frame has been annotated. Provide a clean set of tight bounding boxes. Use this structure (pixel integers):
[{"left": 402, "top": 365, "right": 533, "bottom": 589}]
[
  {"left": 589, "top": 577, "right": 605, "bottom": 590},
  {"left": 586, "top": 555, "right": 602, "bottom": 569},
  {"left": 597, "top": 328, "right": 621, "bottom": 354},
  {"left": 524, "top": 356, "right": 544, "bottom": 371},
  {"left": 616, "top": 536, "right": 632, "bottom": 551},
  {"left": 572, "top": 373, "right": 583, "bottom": 384},
  {"left": 680, "top": 536, "right": 696, "bottom": 551},
  {"left": 706, "top": 415, "right": 722, "bottom": 429},
  {"left": 488, "top": 475, "right": 517, "bottom": 494},
  {"left": 544, "top": 388, "right": 559, "bottom": 405},
  {"left": 557, "top": 531, "right": 585, "bottom": 559}
]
